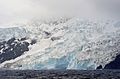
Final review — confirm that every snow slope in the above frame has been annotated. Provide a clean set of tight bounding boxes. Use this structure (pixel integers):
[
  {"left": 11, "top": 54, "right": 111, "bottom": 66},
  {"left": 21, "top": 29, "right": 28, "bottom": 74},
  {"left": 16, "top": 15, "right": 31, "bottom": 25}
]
[
  {"left": 0, "top": 26, "right": 29, "bottom": 41},
  {"left": 0, "top": 17, "right": 120, "bottom": 70}
]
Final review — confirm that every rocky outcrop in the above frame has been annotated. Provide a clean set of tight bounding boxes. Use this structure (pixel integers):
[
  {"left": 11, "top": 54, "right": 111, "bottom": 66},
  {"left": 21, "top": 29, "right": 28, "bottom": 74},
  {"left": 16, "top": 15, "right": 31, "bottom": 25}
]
[
  {"left": 104, "top": 54, "right": 120, "bottom": 69},
  {"left": 96, "top": 65, "right": 103, "bottom": 69},
  {"left": 0, "top": 37, "right": 36, "bottom": 63}
]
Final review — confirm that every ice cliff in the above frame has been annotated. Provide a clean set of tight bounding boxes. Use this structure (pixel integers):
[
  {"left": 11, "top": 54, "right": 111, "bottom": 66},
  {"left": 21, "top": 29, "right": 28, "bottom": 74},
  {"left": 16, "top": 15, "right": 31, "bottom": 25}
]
[{"left": 0, "top": 17, "right": 120, "bottom": 70}]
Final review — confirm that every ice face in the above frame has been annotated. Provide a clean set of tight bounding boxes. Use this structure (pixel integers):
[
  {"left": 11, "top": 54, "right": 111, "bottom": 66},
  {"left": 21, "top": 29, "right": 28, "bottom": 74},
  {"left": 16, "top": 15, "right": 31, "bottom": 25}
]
[
  {"left": 0, "top": 27, "right": 29, "bottom": 41},
  {"left": 0, "top": 17, "right": 120, "bottom": 70}
]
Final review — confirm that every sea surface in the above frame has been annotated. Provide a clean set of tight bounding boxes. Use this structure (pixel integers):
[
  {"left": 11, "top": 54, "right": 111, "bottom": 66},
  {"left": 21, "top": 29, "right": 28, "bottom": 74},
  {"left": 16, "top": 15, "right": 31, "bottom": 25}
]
[{"left": 0, "top": 70, "right": 120, "bottom": 79}]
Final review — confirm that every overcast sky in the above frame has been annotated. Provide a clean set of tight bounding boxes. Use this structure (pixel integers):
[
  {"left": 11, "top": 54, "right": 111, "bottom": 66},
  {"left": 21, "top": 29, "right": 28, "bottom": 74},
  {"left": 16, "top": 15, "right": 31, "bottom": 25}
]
[{"left": 0, "top": 0, "right": 120, "bottom": 26}]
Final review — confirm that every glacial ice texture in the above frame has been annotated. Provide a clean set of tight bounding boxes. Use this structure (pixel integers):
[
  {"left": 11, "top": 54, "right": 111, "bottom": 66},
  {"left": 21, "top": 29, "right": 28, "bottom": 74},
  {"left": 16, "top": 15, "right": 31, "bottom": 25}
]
[{"left": 0, "top": 17, "right": 120, "bottom": 70}]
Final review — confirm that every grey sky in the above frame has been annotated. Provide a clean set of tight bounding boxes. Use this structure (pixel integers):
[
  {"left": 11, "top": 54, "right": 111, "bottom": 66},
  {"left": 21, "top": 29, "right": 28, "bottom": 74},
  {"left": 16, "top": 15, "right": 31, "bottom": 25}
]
[{"left": 0, "top": 0, "right": 120, "bottom": 26}]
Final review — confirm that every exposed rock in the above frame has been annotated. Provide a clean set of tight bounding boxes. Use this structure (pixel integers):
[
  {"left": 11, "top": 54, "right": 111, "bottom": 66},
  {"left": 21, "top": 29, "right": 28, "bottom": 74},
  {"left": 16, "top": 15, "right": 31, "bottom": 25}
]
[
  {"left": 44, "top": 31, "right": 51, "bottom": 36},
  {"left": 104, "top": 54, "right": 120, "bottom": 69},
  {"left": 0, "top": 37, "right": 31, "bottom": 63},
  {"left": 51, "top": 37, "right": 61, "bottom": 41},
  {"left": 20, "top": 37, "right": 27, "bottom": 41},
  {"left": 96, "top": 65, "right": 103, "bottom": 69},
  {"left": 7, "top": 38, "right": 15, "bottom": 45},
  {"left": 31, "top": 39, "right": 37, "bottom": 45}
]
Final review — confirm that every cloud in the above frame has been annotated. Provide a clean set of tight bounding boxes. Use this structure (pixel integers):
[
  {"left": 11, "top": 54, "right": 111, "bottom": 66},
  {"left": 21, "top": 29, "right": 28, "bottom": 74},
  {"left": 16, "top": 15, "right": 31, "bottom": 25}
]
[
  {"left": 0, "top": 0, "right": 120, "bottom": 26},
  {"left": 0, "top": 0, "right": 48, "bottom": 26}
]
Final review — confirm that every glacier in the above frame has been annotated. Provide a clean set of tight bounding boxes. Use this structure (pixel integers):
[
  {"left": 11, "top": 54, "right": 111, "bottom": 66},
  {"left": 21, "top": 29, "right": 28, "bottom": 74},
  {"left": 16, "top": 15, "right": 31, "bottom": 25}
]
[{"left": 0, "top": 17, "right": 120, "bottom": 70}]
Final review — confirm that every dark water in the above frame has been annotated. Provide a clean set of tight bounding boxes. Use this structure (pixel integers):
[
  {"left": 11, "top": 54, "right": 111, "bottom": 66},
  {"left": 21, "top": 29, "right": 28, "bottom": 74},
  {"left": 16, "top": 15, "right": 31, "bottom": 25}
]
[{"left": 0, "top": 70, "right": 120, "bottom": 79}]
